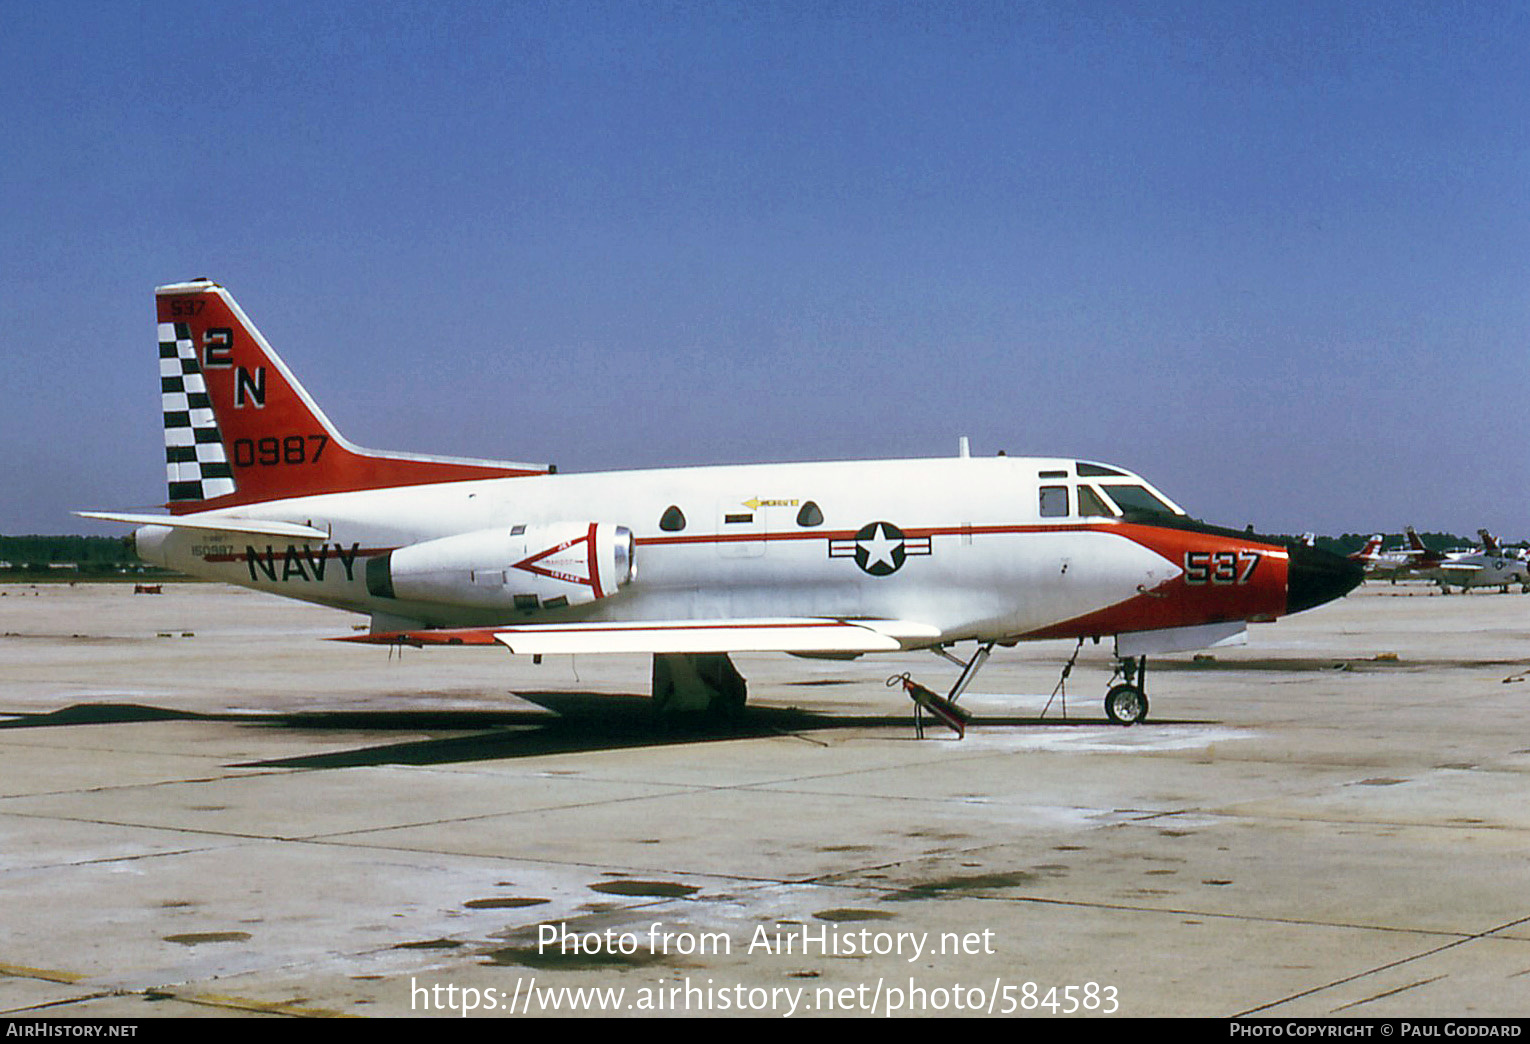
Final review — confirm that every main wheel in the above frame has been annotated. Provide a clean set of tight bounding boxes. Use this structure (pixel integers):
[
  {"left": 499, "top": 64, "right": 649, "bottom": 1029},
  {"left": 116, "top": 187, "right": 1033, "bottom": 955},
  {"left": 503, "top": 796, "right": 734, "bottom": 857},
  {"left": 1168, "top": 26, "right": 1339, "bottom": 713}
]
[{"left": 1104, "top": 683, "right": 1148, "bottom": 726}]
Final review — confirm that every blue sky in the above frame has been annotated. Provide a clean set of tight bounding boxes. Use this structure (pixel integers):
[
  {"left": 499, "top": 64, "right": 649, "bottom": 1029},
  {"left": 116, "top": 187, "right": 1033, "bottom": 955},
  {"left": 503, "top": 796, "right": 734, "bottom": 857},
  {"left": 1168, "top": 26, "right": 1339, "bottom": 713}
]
[{"left": 4, "top": 1, "right": 1528, "bottom": 537}]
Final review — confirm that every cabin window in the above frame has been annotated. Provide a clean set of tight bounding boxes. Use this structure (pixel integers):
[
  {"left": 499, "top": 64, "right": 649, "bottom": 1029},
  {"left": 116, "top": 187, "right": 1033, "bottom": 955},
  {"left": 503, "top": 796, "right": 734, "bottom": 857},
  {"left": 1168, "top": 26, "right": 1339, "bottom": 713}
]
[
  {"left": 1039, "top": 485, "right": 1069, "bottom": 518},
  {"left": 1077, "top": 485, "right": 1115, "bottom": 517},
  {"left": 796, "top": 501, "right": 824, "bottom": 527},
  {"left": 1101, "top": 484, "right": 1175, "bottom": 517},
  {"left": 659, "top": 505, "right": 686, "bottom": 531}
]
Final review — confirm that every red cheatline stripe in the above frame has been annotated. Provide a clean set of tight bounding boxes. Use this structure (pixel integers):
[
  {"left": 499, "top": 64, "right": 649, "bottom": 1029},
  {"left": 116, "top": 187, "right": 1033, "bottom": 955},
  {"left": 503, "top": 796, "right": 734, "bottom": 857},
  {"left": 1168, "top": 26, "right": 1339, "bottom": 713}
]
[
  {"left": 635, "top": 524, "right": 1078, "bottom": 547},
  {"left": 637, "top": 522, "right": 1200, "bottom": 547},
  {"left": 637, "top": 521, "right": 1291, "bottom": 554}
]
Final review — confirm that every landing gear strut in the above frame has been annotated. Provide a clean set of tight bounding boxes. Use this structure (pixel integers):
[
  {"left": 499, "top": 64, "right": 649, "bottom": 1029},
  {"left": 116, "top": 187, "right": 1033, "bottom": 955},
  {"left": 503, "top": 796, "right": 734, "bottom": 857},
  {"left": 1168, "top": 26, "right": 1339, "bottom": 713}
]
[
  {"left": 891, "top": 641, "right": 995, "bottom": 738},
  {"left": 1104, "top": 655, "right": 1150, "bottom": 726},
  {"left": 652, "top": 652, "right": 747, "bottom": 717}
]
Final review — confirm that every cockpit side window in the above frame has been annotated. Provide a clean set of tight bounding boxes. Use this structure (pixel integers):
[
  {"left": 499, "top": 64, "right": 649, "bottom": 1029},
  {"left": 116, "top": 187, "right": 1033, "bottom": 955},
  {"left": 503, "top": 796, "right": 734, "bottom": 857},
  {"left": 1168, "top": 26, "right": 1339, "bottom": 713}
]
[
  {"left": 1077, "top": 484, "right": 1116, "bottom": 517},
  {"left": 1039, "top": 485, "right": 1069, "bottom": 518},
  {"left": 1100, "top": 484, "right": 1175, "bottom": 517}
]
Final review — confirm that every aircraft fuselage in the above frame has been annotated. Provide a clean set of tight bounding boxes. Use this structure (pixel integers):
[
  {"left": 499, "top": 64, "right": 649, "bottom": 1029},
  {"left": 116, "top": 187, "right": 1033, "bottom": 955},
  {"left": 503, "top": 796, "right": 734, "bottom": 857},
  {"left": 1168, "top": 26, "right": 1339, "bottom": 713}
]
[{"left": 135, "top": 454, "right": 1294, "bottom": 648}]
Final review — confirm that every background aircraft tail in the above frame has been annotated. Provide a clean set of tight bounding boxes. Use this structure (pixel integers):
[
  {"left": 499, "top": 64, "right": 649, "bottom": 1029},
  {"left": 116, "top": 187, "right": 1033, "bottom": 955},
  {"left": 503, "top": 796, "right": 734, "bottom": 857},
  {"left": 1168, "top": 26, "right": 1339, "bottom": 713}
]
[
  {"left": 155, "top": 280, "right": 548, "bottom": 513},
  {"left": 1349, "top": 534, "right": 1383, "bottom": 561}
]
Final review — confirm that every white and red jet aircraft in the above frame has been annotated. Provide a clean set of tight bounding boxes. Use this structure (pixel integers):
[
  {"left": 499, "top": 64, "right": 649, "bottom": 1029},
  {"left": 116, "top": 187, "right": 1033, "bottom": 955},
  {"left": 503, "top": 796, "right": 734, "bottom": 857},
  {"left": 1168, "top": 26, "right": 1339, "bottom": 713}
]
[{"left": 82, "top": 281, "right": 1362, "bottom": 727}]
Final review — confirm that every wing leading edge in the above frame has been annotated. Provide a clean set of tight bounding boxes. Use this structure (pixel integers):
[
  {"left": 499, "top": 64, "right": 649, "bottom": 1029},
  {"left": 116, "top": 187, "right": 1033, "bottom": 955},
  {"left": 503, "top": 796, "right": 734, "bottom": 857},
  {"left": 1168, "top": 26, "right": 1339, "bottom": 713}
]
[{"left": 339, "top": 618, "right": 942, "bottom": 655}]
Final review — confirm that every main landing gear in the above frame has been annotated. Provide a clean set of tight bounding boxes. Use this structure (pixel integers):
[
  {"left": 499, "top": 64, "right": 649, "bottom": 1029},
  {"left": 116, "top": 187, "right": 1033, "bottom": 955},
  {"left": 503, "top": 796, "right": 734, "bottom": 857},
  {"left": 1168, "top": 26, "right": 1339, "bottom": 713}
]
[{"left": 652, "top": 652, "right": 747, "bottom": 717}]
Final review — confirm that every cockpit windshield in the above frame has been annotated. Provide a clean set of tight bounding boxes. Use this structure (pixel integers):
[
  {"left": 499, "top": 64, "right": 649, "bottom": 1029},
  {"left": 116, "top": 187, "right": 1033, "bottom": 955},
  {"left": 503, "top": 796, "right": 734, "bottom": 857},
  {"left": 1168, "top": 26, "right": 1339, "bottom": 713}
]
[
  {"left": 1077, "top": 485, "right": 1116, "bottom": 517},
  {"left": 1099, "top": 484, "right": 1177, "bottom": 517},
  {"left": 1034, "top": 464, "right": 1186, "bottom": 520}
]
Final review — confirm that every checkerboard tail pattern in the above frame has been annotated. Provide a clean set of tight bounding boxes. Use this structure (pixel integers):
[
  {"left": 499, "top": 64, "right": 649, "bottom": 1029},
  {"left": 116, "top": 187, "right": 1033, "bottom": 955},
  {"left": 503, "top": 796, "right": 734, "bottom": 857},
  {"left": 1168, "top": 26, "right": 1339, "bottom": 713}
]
[{"left": 159, "top": 322, "right": 235, "bottom": 503}]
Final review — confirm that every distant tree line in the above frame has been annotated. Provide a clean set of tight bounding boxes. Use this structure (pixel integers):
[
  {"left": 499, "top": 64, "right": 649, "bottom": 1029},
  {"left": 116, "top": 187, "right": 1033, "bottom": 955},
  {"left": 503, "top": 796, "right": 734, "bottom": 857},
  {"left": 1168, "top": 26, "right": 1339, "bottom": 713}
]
[{"left": 0, "top": 535, "right": 171, "bottom": 576}]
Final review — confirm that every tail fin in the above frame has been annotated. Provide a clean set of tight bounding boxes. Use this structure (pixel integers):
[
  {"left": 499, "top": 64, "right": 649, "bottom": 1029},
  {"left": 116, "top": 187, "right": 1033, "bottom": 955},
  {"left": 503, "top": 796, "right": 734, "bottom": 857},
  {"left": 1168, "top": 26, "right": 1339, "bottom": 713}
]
[
  {"left": 1350, "top": 534, "right": 1383, "bottom": 561},
  {"left": 1405, "top": 526, "right": 1426, "bottom": 552},
  {"left": 1479, "top": 529, "right": 1500, "bottom": 553},
  {"left": 156, "top": 280, "right": 548, "bottom": 513}
]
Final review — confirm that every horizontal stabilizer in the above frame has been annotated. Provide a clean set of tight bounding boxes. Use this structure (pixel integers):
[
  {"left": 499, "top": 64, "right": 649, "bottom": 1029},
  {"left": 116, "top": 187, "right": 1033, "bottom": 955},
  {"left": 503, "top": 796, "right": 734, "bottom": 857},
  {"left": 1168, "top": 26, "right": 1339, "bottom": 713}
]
[
  {"left": 76, "top": 511, "right": 329, "bottom": 541},
  {"left": 340, "top": 618, "right": 941, "bottom": 655}
]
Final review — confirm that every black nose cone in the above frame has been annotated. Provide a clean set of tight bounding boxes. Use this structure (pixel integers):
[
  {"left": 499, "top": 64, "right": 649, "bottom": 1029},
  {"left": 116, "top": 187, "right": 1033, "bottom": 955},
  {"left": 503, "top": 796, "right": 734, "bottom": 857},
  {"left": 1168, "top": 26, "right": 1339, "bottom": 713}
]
[{"left": 1287, "top": 545, "right": 1364, "bottom": 615}]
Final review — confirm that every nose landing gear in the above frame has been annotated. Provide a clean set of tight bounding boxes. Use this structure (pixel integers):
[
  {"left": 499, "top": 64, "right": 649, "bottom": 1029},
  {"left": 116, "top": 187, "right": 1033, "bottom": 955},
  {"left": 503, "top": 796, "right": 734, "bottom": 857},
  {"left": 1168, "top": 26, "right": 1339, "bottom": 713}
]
[{"left": 1103, "top": 655, "right": 1150, "bottom": 726}]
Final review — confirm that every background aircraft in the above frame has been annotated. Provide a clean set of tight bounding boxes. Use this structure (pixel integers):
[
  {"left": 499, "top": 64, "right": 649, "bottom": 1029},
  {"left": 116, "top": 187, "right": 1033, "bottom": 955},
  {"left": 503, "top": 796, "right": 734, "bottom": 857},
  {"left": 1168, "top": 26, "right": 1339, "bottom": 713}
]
[
  {"left": 1421, "top": 530, "right": 1529, "bottom": 594},
  {"left": 83, "top": 281, "right": 1363, "bottom": 727},
  {"left": 1361, "top": 526, "right": 1452, "bottom": 582}
]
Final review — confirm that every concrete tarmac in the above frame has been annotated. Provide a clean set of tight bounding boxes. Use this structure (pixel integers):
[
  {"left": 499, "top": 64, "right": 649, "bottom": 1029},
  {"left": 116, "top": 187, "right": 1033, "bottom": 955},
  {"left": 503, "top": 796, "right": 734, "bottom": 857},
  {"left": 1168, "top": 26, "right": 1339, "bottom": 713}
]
[{"left": 1, "top": 580, "right": 1528, "bottom": 1018}]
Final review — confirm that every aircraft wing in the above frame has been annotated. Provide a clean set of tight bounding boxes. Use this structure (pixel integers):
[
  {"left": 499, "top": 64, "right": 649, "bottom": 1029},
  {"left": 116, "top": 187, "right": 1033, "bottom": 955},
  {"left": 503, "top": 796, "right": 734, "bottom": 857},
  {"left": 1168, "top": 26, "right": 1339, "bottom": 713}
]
[
  {"left": 1435, "top": 563, "right": 1483, "bottom": 580},
  {"left": 342, "top": 618, "right": 942, "bottom": 655}
]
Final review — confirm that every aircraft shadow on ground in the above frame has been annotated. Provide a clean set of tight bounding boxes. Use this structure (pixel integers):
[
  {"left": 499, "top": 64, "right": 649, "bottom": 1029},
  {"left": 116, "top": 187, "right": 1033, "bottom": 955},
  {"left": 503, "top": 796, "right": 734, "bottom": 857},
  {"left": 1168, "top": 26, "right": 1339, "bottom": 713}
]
[{"left": 0, "top": 695, "right": 1206, "bottom": 770}]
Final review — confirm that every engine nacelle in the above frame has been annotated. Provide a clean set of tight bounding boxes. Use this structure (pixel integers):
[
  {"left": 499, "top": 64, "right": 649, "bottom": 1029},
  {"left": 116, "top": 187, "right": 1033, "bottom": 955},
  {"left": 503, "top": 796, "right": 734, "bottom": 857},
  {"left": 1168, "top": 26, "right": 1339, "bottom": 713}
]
[{"left": 366, "top": 523, "right": 635, "bottom": 611}]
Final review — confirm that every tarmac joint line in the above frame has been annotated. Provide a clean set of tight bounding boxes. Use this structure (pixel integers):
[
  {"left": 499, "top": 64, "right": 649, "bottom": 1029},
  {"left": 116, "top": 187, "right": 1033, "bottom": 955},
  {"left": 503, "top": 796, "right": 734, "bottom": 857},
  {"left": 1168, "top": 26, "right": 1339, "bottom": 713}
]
[{"left": 1235, "top": 912, "right": 1530, "bottom": 1017}]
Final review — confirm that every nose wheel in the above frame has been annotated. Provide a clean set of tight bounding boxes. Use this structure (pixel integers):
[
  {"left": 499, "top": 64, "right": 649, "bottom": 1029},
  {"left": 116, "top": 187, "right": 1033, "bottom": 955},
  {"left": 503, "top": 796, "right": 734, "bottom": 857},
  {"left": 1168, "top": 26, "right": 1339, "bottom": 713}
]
[
  {"left": 1104, "top": 683, "right": 1148, "bottom": 725},
  {"left": 1104, "top": 656, "right": 1150, "bottom": 726}
]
